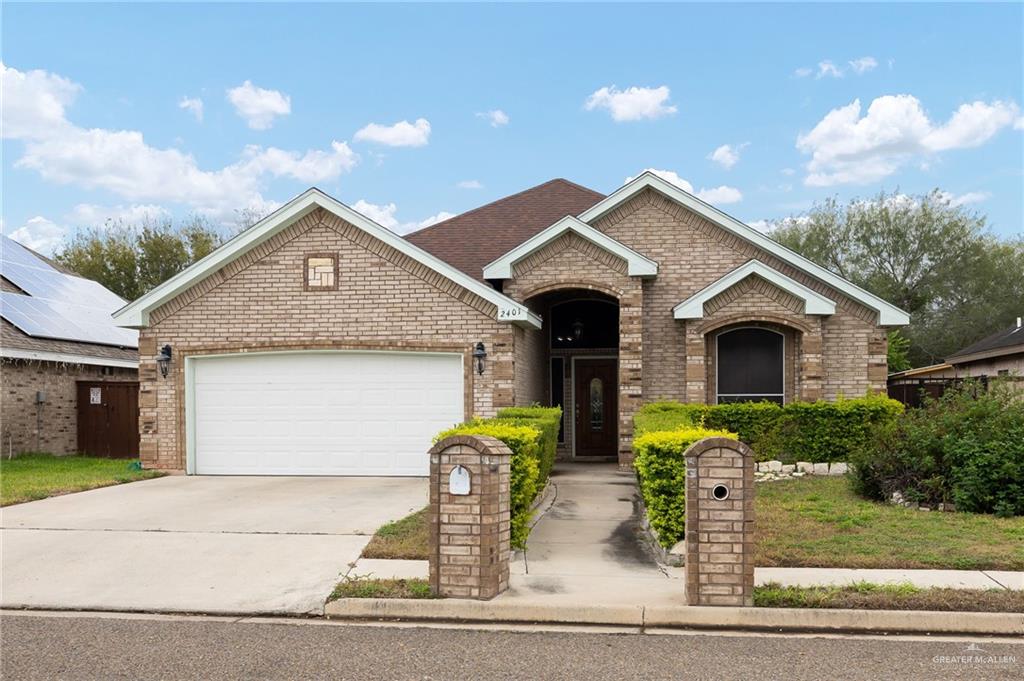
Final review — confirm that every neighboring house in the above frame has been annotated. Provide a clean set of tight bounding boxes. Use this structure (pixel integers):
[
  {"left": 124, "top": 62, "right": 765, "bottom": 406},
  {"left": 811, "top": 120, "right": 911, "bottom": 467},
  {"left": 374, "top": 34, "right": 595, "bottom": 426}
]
[
  {"left": 888, "top": 318, "right": 1023, "bottom": 406},
  {"left": 1, "top": 236, "right": 140, "bottom": 457},
  {"left": 113, "top": 172, "right": 908, "bottom": 475}
]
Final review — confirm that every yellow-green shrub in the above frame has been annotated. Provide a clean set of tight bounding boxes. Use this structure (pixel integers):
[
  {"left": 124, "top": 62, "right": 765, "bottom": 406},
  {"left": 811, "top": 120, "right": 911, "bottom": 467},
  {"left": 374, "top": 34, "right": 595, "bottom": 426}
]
[
  {"left": 633, "top": 426, "right": 736, "bottom": 547},
  {"left": 435, "top": 420, "right": 541, "bottom": 549},
  {"left": 495, "top": 406, "right": 561, "bottom": 486}
]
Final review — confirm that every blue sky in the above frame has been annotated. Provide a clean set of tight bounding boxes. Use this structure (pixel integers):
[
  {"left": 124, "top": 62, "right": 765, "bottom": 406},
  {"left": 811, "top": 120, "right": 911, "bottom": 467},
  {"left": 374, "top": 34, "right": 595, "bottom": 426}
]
[{"left": 3, "top": 2, "right": 1022, "bottom": 254}]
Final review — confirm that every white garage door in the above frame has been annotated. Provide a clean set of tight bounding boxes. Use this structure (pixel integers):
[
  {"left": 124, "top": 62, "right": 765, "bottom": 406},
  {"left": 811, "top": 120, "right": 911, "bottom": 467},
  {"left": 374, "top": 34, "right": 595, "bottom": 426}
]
[{"left": 190, "top": 351, "right": 463, "bottom": 476}]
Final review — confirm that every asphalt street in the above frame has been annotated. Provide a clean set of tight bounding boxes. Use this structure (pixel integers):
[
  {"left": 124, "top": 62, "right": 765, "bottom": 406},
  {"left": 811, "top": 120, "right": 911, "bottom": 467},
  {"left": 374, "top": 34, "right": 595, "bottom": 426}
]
[{"left": 1, "top": 612, "right": 1020, "bottom": 680}]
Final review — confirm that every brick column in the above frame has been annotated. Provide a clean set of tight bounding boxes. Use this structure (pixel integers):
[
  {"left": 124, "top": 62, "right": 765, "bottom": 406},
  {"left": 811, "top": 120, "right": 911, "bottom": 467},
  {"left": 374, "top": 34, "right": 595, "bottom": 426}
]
[
  {"left": 799, "top": 323, "right": 824, "bottom": 401},
  {"left": 618, "top": 280, "right": 644, "bottom": 469},
  {"left": 684, "top": 437, "right": 755, "bottom": 606},
  {"left": 428, "top": 435, "right": 511, "bottom": 599}
]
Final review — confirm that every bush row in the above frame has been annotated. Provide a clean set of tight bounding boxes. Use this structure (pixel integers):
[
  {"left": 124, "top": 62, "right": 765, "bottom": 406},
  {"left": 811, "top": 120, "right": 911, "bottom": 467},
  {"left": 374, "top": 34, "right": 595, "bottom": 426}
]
[
  {"left": 633, "top": 426, "right": 737, "bottom": 548},
  {"left": 436, "top": 405, "right": 562, "bottom": 548},
  {"left": 850, "top": 382, "right": 1024, "bottom": 517},
  {"left": 634, "top": 394, "right": 903, "bottom": 463}
]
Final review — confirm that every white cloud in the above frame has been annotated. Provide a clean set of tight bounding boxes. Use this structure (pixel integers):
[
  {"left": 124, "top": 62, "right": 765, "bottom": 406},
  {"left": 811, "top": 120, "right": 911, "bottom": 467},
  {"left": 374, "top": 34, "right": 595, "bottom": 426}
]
[
  {"left": 936, "top": 190, "right": 991, "bottom": 208},
  {"left": 354, "top": 118, "right": 431, "bottom": 147},
  {"left": 1, "top": 64, "right": 358, "bottom": 220},
  {"left": 476, "top": 110, "right": 509, "bottom": 127},
  {"left": 1, "top": 62, "right": 80, "bottom": 139},
  {"left": 707, "top": 143, "right": 748, "bottom": 170},
  {"left": 178, "top": 96, "right": 203, "bottom": 122},
  {"left": 585, "top": 85, "right": 677, "bottom": 122},
  {"left": 235, "top": 142, "right": 358, "bottom": 183},
  {"left": 8, "top": 216, "right": 65, "bottom": 254},
  {"left": 352, "top": 200, "right": 454, "bottom": 235},
  {"left": 625, "top": 169, "right": 743, "bottom": 205},
  {"left": 1015, "top": 116, "right": 1024, "bottom": 130},
  {"left": 68, "top": 203, "right": 170, "bottom": 227},
  {"left": 781, "top": 167, "right": 796, "bottom": 176},
  {"left": 226, "top": 80, "right": 291, "bottom": 130},
  {"left": 848, "top": 56, "right": 878, "bottom": 75},
  {"left": 797, "top": 95, "right": 1020, "bottom": 186},
  {"left": 816, "top": 61, "right": 844, "bottom": 79},
  {"left": 457, "top": 179, "right": 483, "bottom": 189},
  {"left": 746, "top": 219, "right": 771, "bottom": 233},
  {"left": 794, "top": 67, "right": 813, "bottom": 79}
]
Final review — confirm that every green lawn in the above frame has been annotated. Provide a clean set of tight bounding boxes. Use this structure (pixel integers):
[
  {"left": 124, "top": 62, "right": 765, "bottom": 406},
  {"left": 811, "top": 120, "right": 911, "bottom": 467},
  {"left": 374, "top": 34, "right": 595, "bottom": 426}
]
[
  {"left": 361, "top": 508, "right": 431, "bottom": 560},
  {"left": 0, "top": 453, "right": 163, "bottom": 506},
  {"left": 360, "top": 475, "right": 1024, "bottom": 571},
  {"left": 756, "top": 476, "right": 1024, "bottom": 570},
  {"left": 755, "top": 581, "right": 1024, "bottom": 612}
]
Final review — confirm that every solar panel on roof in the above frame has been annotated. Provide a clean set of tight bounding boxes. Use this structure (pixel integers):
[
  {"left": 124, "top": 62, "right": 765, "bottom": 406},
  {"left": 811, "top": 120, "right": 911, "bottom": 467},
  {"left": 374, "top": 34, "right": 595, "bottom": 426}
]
[{"left": 0, "top": 235, "right": 138, "bottom": 349}]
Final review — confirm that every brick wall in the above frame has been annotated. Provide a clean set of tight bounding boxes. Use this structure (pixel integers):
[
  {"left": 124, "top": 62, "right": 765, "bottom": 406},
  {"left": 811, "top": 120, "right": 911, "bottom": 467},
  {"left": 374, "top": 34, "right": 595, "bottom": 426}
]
[
  {"left": 592, "top": 188, "right": 887, "bottom": 402},
  {"left": 0, "top": 359, "right": 137, "bottom": 455},
  {"left": 139, "top": 208, "right": 516, "bottom": 471}
]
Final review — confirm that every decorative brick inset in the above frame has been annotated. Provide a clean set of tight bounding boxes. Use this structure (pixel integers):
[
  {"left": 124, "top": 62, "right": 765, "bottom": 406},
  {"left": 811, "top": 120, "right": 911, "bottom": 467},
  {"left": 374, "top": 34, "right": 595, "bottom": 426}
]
[
  {"left": 304, "top": 252, "right": 338, "bottom": 291},
  {"left": 684, "top": 437, "right": 755, "bottom": 607},
  {"left": 428, "top": 435, "right": 511, "bottom": 599}
]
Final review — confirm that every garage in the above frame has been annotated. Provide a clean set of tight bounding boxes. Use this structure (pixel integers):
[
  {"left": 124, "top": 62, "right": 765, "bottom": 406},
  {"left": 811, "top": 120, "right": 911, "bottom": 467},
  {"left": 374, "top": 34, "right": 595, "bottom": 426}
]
[{"left": 188, "top": 351, "right": 464, "bottom": 476}]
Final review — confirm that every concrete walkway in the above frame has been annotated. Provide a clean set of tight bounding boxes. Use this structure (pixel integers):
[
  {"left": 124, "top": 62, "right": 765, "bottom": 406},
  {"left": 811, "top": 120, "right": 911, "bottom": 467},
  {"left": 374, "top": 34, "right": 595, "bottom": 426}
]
[{"left": 347, "top": 463, "right": 1023, "bottom": 597}]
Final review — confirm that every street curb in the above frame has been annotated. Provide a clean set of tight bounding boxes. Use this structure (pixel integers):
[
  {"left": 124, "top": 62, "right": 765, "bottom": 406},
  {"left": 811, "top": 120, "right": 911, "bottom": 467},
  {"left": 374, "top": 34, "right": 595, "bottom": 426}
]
[{"left": 324, "top": 599, "right": 1024, "bottom": 636}]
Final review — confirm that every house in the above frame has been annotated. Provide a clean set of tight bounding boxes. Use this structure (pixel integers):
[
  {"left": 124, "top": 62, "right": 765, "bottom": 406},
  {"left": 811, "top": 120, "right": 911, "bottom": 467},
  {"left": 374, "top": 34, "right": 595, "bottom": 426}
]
[
  {"left": 113, "top": 172, "right": 908, "bottom": 475},
  {"left": 1, "top": 235, "right": 139, "bottom": 457},
  {"left": 888, "top": 318, "right": 1022, "bottom": 406}
]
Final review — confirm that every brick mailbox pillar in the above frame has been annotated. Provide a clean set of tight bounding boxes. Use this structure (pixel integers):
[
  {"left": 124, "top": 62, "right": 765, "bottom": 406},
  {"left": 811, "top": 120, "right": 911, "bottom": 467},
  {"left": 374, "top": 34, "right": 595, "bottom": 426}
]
[
  {"left": 428, "top": 435, "right": 512, "bottom": 599},
  {"left": 684, "top": 437, "right": 755, "bottom": 606}
]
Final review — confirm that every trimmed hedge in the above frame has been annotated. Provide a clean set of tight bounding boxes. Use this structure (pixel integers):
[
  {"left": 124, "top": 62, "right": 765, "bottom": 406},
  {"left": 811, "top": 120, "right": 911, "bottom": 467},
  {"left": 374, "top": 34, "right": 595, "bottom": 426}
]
[
  {"left": 495, "top": 406, "right": 561, "bottom": 486},
  {"left": 850, "top": 382, "right": 1024, "bottom": 517},
  {"left": 633, "top": 427, "right": 737, "bottom": 547},
  {"left": 436, "top": 406, "right": 561, "bottom": 550},
  {"left": 634, "top": 394, "right": 903, "bottom": 463}
]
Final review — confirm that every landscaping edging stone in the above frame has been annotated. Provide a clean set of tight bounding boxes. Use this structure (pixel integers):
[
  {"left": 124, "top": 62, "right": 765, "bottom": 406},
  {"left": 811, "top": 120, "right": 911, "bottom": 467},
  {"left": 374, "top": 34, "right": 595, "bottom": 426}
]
[
  {"left": 754, "top": 460, "right": 848, "bottom": 483},
  {"left": 323, "top": 598, "right": 1024, "bottom": 636}
]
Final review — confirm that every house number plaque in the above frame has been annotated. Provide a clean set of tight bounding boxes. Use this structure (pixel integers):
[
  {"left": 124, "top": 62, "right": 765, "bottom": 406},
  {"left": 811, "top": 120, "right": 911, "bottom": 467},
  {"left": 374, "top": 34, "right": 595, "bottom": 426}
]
[{"left": 449, "top": 465, "right": 471, "bottom": 495}]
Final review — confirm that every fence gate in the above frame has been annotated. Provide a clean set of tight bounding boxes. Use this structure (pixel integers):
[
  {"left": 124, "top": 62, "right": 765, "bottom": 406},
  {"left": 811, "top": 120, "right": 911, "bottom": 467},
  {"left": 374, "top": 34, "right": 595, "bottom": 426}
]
[{"left": 76, "top": 381, "right": 140, "bottom": 458}]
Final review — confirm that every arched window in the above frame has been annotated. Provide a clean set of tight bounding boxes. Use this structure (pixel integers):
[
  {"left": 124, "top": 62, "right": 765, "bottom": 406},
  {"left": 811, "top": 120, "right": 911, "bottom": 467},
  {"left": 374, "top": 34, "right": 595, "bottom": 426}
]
[{"left": 716, "top": 327, "right": 784, "bottom": 404}]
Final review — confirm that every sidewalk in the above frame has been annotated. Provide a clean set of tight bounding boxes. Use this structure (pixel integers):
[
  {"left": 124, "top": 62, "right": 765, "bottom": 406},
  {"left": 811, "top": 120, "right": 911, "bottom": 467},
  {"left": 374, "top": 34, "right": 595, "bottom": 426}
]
[{"left": 345, "top": 464, "right": 1022, "bottom": 594}]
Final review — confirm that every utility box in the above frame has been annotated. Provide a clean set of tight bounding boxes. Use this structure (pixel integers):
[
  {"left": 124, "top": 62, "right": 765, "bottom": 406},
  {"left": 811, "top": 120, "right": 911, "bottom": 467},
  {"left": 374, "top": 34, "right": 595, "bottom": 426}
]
[
  {"left": 428, "top": 435, "right": 512, "bottom": 600},
  {"left": 684, "top": 437, "right": 756, "bottom": 606}
]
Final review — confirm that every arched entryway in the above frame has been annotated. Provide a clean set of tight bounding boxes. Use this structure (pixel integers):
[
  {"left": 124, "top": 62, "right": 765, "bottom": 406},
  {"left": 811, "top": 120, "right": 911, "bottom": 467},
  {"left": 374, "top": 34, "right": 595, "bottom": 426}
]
[{"left": 523, "top": 288, "right": 620, "bottom": 459}]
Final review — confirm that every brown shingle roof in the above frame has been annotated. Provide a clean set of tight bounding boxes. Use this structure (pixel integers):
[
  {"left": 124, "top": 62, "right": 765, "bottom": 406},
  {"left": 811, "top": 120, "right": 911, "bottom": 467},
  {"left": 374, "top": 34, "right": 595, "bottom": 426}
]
[
  {"left": 947, "top": 321, "right": 1024, "bottom": 361},
  {"left": 404, "top": 178, "right": 604, "bottom": 280}
]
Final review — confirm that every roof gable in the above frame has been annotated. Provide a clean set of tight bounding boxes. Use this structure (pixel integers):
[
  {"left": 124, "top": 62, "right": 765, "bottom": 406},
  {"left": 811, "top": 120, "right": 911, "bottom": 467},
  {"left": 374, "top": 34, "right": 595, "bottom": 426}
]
[
  {"left": 673, "top": 259, "right": 836, "bottom": 319},
  {"left": 112, "top": 188, "right": 540, "bottom": 330},
  {"left": 482, "top": 215, "right": 658, "bottom": 279},
  {"left": 404, "top": 179, "right": 604, "bottom": 280},
  {"left": 580, "top": 172, "right": 909, "bottom": 326}
]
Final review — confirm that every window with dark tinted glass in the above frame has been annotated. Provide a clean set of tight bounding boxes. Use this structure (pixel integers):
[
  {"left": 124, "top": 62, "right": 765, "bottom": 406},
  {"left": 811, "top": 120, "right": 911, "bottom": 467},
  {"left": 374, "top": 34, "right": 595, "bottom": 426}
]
[{"left": 717, "top": 327, "right": 784, "bottom": 404}]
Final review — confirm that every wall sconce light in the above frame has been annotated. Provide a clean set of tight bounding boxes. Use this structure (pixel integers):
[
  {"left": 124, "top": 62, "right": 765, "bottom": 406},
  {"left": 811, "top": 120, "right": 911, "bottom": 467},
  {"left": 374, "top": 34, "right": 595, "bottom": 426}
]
[
  {"left": 157, "top": 344, "right": 172, "bottom": 379},
  {"left": 472, "top": 342, "right": 487, "bottom": 375},
  {"left": 571, "top": 319, "right": 584, "bottom": 341}
]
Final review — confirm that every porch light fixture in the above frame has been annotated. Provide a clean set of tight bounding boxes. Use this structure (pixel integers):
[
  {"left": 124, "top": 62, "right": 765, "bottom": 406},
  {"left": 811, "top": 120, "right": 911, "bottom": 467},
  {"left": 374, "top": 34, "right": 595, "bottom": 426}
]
[
  {"left": 571, "top": 319, "right": 584, "bottom": 341},
  {"left": 157, "top": 344, "right": 172, "bottom": 379},
  {"left": 473, "top": 342, "right": 487, "bottom": 375}
]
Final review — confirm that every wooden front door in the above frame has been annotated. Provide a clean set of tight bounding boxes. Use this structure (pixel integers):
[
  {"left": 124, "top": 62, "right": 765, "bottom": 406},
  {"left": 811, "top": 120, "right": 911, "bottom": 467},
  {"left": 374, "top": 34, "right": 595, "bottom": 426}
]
[
  {"left": 76, "top": 382, "right": 140, "bottom": 458},
  {"left": 574, "top": 358, "right": 618, "bottom": 457}
]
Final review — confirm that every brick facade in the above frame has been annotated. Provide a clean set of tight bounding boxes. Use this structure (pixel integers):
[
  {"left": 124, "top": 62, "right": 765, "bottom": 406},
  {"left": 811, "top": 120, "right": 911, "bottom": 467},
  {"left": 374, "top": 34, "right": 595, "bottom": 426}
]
[
  {"left": 1, "top": 359, "right": 137, "bottom": 455},
  {"left": 139, "top": 208, "right": 519, "bottom": 471}
]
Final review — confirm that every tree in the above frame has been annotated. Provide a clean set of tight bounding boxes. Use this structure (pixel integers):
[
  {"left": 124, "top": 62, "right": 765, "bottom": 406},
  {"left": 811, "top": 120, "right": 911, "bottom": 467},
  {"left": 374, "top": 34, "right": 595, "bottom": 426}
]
[
  {"left": 769, "top": 190, "right": 1024, "bottom": 368},
  {"left": 55, "top": 217, "right": 225, "bottom": 301}
]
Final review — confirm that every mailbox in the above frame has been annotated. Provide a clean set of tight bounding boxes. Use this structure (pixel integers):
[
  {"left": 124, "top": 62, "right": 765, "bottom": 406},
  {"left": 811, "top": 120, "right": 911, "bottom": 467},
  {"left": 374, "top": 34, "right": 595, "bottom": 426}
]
[{"left": 449, "top": 464, "right": 471, "bottom": 496}]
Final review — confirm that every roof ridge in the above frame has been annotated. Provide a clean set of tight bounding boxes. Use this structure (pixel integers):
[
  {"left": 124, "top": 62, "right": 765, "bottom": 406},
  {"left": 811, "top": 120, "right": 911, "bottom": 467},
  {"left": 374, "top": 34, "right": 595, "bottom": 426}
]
[{"left": 404, "top": 178, "right": 604, "bottom": 239}]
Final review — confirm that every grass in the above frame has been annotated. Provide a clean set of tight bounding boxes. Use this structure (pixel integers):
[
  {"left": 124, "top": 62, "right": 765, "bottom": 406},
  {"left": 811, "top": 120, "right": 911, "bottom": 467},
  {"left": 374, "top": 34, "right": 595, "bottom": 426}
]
[
  {"left": 755, "top": 476, "right": 1024, "bottom": 570},
  {"left": 362, "top": 508, "right": 430, "bottom": 560},
  {"left": 357, "top": 475, "right": 1024, "bottom": 572},
  {"left": 754, "top": 581, "right": 1024, "bottom": 613},
  {"left": 0, "top": 453, "right": 163, "bottom": 506},
  {"left": 329, "top": 577, "right": 436, "bottom": 601}
]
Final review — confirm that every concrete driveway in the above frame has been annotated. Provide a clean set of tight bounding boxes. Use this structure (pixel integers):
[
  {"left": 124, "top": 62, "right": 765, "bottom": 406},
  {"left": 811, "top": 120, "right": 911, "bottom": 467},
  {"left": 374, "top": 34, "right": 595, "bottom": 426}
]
[{"left": 0, "top": 476, "right": 427, "bottom": 615}]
